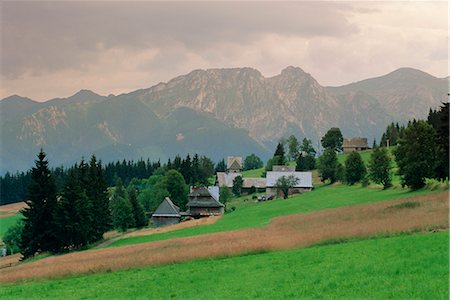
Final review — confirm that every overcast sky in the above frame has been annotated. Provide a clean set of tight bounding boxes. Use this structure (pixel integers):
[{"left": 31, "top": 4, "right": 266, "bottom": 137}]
[{"left": 1, "top": 1, "right": 448, "bottom": 101}]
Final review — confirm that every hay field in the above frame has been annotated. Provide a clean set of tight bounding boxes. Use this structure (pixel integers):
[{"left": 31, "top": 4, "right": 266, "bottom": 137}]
[{"left": 0, "top": 191, "right": 447, "bottom": 283}]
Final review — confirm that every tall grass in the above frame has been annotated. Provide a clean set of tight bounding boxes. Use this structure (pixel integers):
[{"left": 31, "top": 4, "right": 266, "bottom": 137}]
[
  {"left": 110, "top": 184, "right": 442, "bottom": 247},
  {"left": 0, "top": 191, "right": 446, "bottom": 283},
  {"left": 1, "top": 232, "right": 447, "bottom": 299}
]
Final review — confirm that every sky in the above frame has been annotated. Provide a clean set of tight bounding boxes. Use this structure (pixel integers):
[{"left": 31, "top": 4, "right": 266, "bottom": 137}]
[{"left": 1, "top": 1, "right": 448, "bottom": 101}]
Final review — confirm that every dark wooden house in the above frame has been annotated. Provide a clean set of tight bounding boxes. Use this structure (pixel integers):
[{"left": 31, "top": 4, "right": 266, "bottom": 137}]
[
  {"left": 343, "top": 137, "right": 370, "bottom": 154},
  {"left": 151, "top": 197, "right": 181, "bottom": 227},
  {"left": 187, "top": 186, "right": 224, "bottom": 217}
]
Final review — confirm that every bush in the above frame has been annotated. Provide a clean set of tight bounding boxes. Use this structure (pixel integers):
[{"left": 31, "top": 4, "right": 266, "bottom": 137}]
[{"left": 3, "top": 219, "right": 24, "bottom": 255}]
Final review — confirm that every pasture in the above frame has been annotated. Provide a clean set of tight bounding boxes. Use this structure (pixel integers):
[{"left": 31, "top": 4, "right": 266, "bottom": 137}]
[
  {"left": 110, "top": 184, "right": 442, "bottom": 247},
  {"left": 1, "top": 232, "right": 447, "bottom": 299}
]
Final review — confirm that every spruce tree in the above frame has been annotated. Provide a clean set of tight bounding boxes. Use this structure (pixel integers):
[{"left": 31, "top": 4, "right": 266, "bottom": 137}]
[
  {"left": 127, "top": 186, "right": 147, "bottom": 228},
  {"left": 87, "top": 156, "right": 111, "bottom": 241},
  {"left": 20, "top": 150, "right": 59, "bottom": 258},
  {"left": 232, "top": 176, "right": 243, "bottom": 197},
  {"left": 273, "top": 142, "right": 286, "bottom": 165}
]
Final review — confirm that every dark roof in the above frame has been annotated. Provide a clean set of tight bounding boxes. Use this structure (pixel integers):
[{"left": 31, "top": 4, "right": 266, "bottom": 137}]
[
  {"left": 229, "top": 160, "right": 242, "bottom": 170},
  {"left": 187, "top": 187, "right": 224, "bottom": 208},
  {"left": 152, "top": 197, "right": 181, "bottom": 217}
]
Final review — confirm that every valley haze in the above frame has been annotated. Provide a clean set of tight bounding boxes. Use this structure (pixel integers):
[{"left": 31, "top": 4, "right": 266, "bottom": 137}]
[{"left": 0, "top": 66, "right": 447, "bottom": 174}]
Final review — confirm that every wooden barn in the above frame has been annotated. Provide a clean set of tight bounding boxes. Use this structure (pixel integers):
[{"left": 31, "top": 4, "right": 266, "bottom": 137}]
[
  {"left": 343, "top": 137, "right": 370, "bottom": 154},
  {"left": 151, "top": 197, "right": 181, "bottom": 227},
  {"left": 266, "top": 170, "right": 313, "bottom": 196},
  {"left": 187, "top": 186, "right": 224, "bottom": 217}
]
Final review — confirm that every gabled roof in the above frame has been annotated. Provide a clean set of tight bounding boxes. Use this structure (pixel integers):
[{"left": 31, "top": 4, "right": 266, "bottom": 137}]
[
  {"left": 187, "top": 186, "right": 224, "bottom": 208},
  {"left": 343, "top": 137, "right": 369, "bottom": 148},
  {"left": 152, "top": 197, "right": 181, "bottom": 217},
  {"left": 227, "top": 156, "right": 242, "bottom": 170},
  {"left": 266, "top": 171, "right": 313, "bottom": 188}
]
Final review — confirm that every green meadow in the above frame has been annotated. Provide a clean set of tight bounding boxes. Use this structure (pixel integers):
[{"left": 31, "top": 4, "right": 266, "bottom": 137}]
[
  {"left": 0, "top": 215, "right": 22, "bottom": 240},
  {"left": 2, "top": 232, "right": 447, "bottom": 299},
  {"left": 110, "top": 184, "right": 439, "bottom": 247}
]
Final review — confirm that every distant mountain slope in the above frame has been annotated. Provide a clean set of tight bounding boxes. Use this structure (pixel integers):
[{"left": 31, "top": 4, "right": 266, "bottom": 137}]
[{"left": 1, "top": 66, "right": 446, "bottom": 173}]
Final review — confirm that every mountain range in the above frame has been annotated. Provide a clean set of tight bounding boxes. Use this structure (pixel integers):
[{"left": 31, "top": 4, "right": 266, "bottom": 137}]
[{"left": 1, "top": 66, "right": 447, "bottom": 174}]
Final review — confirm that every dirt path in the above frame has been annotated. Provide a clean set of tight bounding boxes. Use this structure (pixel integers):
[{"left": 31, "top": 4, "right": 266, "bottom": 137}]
[
  {"left": 0, "top": 202, "right": 25, "bottom": 218},
  {"left": 0, "top": 191, "right": 447, "bottom": 283}
]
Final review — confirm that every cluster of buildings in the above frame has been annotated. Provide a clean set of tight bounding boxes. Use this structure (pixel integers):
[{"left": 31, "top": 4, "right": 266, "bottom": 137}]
[{"left": 151, "top": 155, "right": 313, "bottom": 227}]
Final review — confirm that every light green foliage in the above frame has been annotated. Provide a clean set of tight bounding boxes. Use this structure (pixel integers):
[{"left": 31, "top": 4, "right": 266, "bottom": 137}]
[
  {"left": 344, "top": 152, "right": 367, "bottom": 185},
  {"left": 163, "top": 170, "right": 188, "bottom": 210},
  {"left": 219, "top": 185, "right": 232, "bottom": 205},
  {"left": 2, "top": 233, "right": 447, "bottom": 299},
  {"left": 2, "top": 218, "right": 24, "bottom": 255},
  {"left": 110, "top": 184, "right": 440, "bottom": 247},
  {"left": 275, "top": 175, "right": 299, "bottom": 199},
  {"left": 137, "top": 175, "right": 169, "bottom": 213},
  {"left": 0, "top": 214, "right": 22, "bottom": 239},
  {"left": 368, "top": 147, "right": 392, "bottom": 189}
]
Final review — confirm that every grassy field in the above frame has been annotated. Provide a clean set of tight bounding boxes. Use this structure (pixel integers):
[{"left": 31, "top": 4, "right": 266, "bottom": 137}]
[
  {"left": 1, "top": 232, "right": 447, "bottom": 299},
  {"left": 110, "top": 184, "right": 441, "bottom": 247},
  {"left": 0, "top": 215, "right": 21, "bottom": 240}
]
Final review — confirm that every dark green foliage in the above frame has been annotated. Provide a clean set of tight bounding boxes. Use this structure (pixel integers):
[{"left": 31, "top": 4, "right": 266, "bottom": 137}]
[
  {"left": 275, "top": 175, "right": 299, "bottom": 199},
  {"left": 321, "top": 128, "right": 343, "bottom": 151},
  {"left": 110, "top": 179, "right": 135, "bottom": 232},
  {"left": 137, "top": 175, "right": 169, "bottom": 213},
  {"left": 164, "top": 170, "right": 189, "bottom": 210},
  {"left": 344, "top": 152, "right": 367, "bottom": 185},
  {"left": 379, "top": 122, "right": 404, "bottom": 147},
  {"left": 394, "top": 121, "right": 438, "bottom": 190},
  {"left": 287, "top": 135, "right": 300, "bottom": 161},
  {"left": 273, "top": 142, "right": 286, "bottom": 165},
  {"left": 335, "top": 163, "right": 345, "bottom": 182},
  {"left": 20, "top": 149, "right": 59, "bottom": 258},
  {"left": 55, "top": 168, "right": 93, "bottom": 250},
  {"left": 243, "top": 154, "right": 263, "bottom": 171},
  {"left": 434, "top": 103, "right": 449, "bottom": 180},
  {"left": 368, "top": 147, "right": 392, "bottom": 189},
  {"left": 295, "top": 154, "right": 315, "bottom": 171},
  {"left": 127, "top": 187, "right": 147, "bottom": 228},
  {"left": 219, "top": 185, "right": 232, "bottom": 205},
  {"left": 86, "top": 156, "right": 111, "bottom": 241},
  {"left": 248, "top": 185, "right": 257, "bottom": 194},
  {"left": 300, "top": 138, "right": 316, "bottom": 156},
  {"left": 317, "top": 149, "right": 338, "bottom": 183},
  {"left": 232, "top": 176, "right": 243, "bottom": 197},
  {"left": 0, "top": 171, "right": 31, "bottom": 205},
  {"left": 3, "top": 219, "right": 24, "bottom": 255},
  {"left": 198, "top": 156, "right": 215, "bottom": 183},
  {"left": 215, "top": 159, "right": 226, "bottom": 173}
]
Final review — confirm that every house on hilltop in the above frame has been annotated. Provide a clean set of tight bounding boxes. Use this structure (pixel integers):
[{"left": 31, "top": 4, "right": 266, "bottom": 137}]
[
  {"left": 266, "top": 167, "right": 313, "bottom": 196},
  {"left": 187, "top": 186, "right": 224, "bottom": 217},
  {"left": 151, "top": 197, "right": 181, "bottom": 227},
  {"left": 343, "top": 137, "right": 369, "bottom": 154}
]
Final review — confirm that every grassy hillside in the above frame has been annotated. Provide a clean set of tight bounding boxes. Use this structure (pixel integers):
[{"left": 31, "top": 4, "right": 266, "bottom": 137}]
[
  {"left": 110, "top": 184, "right": 440, "bottom": 247},
  {"left": 2, "top": 232, "right": 447, "bottom": 299},
  {"left": 0, "top": 215, "right": 21, "bottom": 240}
]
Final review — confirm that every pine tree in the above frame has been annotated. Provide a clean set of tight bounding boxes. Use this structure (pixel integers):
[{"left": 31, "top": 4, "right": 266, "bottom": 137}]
[
  {"left": 87, "top": 156, "right": 111, "bottom": 241},
  {"left": 20, "top": 150, "right": 59, "bottom": 258},
  {"left": 273, "top": 142, "right": 286, "bottom": 165},
  {"left": 287, "top": 135, "right": 300, "bottom": 161},
  {"left": 232, "top": 176, "right": 243, "bottom": 197},
  {"left": 215, "top": 159, "right": 226, "bottom": 173},
  {"left": 127, "top": 186, "right": 147, "bottom": 228},
  {"left": 110, "top": 179, "right": 134, "bottom": 231},
  {"left": 344, "top": 152, "right": 367, "bottom": 185},
  {"left": 368, "top": 147, "right": 392, "bottom": 189}
]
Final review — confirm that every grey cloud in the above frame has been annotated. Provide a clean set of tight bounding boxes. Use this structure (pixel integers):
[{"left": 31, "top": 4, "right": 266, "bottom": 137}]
[{"left": 2, "top": 1, "right": 358, "bottom": 78}]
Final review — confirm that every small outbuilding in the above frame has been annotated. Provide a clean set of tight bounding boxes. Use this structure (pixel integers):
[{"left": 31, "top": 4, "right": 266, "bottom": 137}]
[
  {"left": 151, "top": 197, "right": 181, "bottom": 227},
  {"left": 187, "top": 186, "right": 224, "bottom": 217}
]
